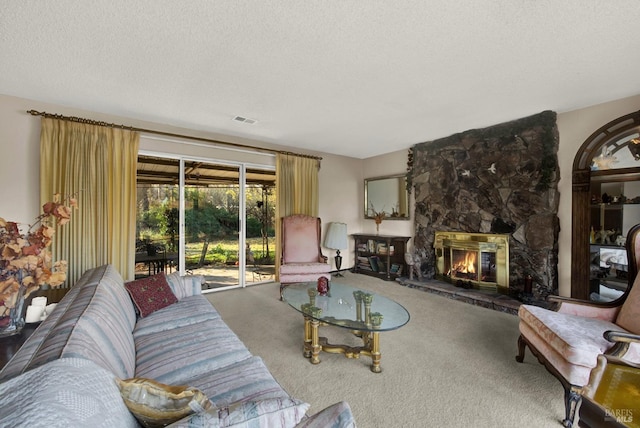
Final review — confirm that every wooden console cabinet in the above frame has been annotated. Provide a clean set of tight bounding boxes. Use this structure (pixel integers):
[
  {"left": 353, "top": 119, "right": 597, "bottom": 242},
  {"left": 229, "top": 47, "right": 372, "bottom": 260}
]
[{"left": 352, "top": 234, "right": 410, "bottom": 281}]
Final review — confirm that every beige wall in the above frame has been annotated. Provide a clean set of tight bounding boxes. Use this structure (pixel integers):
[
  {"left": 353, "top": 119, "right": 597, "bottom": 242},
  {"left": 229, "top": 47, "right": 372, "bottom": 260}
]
[
  {"left": 0, "top": 95, "right": 42, "bottom": 222},
  {"left": 317, "top": 154, "right": 362, "bottom": 271},
  {"left": 3, "top": 92, "right": 640, "bottom": 294},
  {"left": 0, "top": 94, "right": 365, "bottom": 272}
]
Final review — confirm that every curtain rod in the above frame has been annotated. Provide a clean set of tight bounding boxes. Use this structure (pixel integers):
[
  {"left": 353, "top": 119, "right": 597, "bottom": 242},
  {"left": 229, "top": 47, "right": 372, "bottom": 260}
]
[{"left": 27, "top": 110, "right": 322, "bottom": 161}]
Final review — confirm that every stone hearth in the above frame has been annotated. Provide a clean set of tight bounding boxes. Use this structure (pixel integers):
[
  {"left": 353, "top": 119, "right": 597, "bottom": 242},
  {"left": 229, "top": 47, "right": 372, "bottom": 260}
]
[
  {"left": 397, "top": 277, "right": 522, "bottom": 315},
  {"left": 408, "top": 111, "right": 560, "bottom": 300}
]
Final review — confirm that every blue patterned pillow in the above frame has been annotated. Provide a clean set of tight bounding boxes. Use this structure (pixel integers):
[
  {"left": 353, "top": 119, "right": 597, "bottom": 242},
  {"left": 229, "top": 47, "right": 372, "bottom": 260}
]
[
  {"left": 169, "top": 398, "right": 310, "bottom": 427},
  {"left": 165, "top": 272, "right": 204, "bottom": 300},
  {"left": 295, "top": 401, "right": 356, "bottom": 428}
]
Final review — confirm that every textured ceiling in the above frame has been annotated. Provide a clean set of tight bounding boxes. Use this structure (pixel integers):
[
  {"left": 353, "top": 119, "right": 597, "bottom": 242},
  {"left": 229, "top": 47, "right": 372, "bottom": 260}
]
[{"left": 2, "top": 1, "right": 640, "bottom": 159}]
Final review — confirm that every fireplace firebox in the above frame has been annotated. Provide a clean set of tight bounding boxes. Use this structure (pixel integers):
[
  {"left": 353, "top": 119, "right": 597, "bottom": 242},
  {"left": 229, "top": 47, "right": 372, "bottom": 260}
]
[{"left": 434, "top": 231, "right": 509, "bottom": 293}]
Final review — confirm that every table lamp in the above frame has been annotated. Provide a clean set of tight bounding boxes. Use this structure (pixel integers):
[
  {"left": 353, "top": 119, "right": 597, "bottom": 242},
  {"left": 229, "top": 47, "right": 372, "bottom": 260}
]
[{"left": 324, "top": 222, "right": 348, "bottom": 276}]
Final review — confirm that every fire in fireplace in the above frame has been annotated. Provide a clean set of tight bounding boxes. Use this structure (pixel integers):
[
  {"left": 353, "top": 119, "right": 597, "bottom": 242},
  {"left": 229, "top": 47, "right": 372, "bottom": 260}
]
[
  {"left": 451, "top": 250, "right": 477, "bottom": 278},
  {"left": 434, "top": 231, "right": 509, "bottom": 293}
]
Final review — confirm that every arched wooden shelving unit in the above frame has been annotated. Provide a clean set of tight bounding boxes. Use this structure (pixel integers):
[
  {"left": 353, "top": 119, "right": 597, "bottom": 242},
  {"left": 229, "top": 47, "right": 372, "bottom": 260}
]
[{"left": 572, "top": 110, "right": 640, "bottom": 299}]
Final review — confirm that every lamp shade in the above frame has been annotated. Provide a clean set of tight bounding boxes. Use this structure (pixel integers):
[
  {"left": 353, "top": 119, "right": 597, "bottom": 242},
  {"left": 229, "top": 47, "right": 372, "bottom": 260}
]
[{"left": 324, "top": 222, "right": 348, "bottom": 250}]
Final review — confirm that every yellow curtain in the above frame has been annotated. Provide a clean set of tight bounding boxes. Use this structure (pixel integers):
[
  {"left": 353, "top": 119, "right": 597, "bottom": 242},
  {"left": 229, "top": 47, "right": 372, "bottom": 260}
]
[
  {"left": 275, "top": 153, "right": 320, "bottom": 279},
  {"left": 40, "top": 118, "right": 139, "bottom": 284}
]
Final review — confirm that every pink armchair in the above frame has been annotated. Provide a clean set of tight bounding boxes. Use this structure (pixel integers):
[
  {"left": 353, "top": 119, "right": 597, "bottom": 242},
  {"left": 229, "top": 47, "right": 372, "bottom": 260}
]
[
  {"left": 516, "top": 223, "right": 640, "bottom": 427},
  {"left": 279, "top": 214, "right": 331, "bottom": 299}
]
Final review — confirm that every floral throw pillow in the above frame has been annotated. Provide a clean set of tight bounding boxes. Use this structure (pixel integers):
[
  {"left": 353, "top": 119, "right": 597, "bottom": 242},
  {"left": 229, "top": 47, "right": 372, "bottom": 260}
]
[{"left": 125, "top": 274, "right": 178, "bottom": 318}]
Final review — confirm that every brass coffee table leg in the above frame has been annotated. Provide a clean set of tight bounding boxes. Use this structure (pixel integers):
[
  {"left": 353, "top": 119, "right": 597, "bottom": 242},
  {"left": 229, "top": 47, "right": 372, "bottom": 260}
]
[
  {"left": 310, "top": 318, "right": 321, "bottom": 364},
  {"left": 303, "top": 316, "right": 312, "bottom": 358},
  {"left": 370, "top": 331, "right": 381, "bottom": 373}
]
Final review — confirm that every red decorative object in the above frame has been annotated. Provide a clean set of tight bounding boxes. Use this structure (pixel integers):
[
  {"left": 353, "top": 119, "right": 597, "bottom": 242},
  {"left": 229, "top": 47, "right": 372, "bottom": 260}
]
[
  {"left": 524, "top": 275, "right": 533, "bottom": 295},
  {"left": 317, "top": 277, "right": 329, "bottom": 296}
]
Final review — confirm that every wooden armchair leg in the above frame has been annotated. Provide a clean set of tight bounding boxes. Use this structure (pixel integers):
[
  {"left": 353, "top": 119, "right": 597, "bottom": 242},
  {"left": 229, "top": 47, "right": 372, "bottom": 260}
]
[
  {"left": 515, "top": 334, "right": 526, "bottom": 363},
  {"left": 515, "top": 334, "right": 582, "bottom": 426},
  {"left": 562, "top": 386, "right": 581, "bottom": 428}
]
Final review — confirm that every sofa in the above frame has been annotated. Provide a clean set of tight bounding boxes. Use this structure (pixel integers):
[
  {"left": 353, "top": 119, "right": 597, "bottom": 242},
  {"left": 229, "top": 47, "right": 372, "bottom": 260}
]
[{"left": 0, "top": 264, "right": 355, "bottom": 427}]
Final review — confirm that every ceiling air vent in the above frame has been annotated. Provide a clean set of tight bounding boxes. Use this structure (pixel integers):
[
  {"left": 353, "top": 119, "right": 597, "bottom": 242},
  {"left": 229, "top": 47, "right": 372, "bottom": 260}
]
[{"left": 233, "top": 116, "right": 257, "bottom": 125}]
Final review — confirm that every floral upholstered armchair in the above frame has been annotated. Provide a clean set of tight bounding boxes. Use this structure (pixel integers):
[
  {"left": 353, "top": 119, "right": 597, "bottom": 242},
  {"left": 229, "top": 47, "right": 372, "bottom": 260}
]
[
  {"left": 516, "top": 223, "right": 640, "bottom": 427},
  {"left": 279, "top": 214, "right": 331, "bottom": 299}
]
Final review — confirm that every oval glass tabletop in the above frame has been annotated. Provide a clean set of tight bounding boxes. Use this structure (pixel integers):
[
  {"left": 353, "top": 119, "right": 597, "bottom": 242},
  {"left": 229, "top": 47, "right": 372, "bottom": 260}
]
[{"left": 282, "top": 281, "right": 410, "bottom": 332}]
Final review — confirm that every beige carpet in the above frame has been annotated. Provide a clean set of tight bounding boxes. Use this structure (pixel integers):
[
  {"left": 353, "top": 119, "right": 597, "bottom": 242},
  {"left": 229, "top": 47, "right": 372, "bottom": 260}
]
[{"left": 206, "top": 272, "right": 565, "bottom": 428}]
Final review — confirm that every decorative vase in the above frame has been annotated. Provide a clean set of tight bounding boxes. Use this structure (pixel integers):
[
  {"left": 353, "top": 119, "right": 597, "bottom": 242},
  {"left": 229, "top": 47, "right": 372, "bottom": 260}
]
[
  {"left": 0, "top": 285, "right": 26, "bottom": 337},
  {"left": 317, "top": 277, "right": 330, "bottom": 296}
]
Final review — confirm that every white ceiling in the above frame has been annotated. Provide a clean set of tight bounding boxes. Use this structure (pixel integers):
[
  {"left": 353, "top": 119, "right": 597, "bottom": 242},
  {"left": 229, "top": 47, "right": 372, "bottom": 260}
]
[{"left": 2, "top": 1, "right": 640, "bottom": 159}]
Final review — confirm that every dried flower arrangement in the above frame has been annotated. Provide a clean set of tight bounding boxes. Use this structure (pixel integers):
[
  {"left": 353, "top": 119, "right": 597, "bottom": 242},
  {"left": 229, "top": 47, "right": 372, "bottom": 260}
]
[
  {"left": 0, "top": 193, "right": 77, "bottom": 332},
  {"left": 369, "top": 204, "right": 386, "bottom": 234}
]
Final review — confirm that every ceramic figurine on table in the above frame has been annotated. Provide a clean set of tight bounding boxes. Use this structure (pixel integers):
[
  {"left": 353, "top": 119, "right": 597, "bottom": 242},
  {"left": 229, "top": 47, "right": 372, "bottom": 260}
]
[{"left": 404, "top": 252, "right": 422, "bottom": 280}]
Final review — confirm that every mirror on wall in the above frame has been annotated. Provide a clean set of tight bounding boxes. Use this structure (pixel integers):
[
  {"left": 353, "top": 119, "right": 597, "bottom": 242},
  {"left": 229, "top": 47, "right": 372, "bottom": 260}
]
[{"left": 364, "top": 174, "right": 410, "bottom": 220}]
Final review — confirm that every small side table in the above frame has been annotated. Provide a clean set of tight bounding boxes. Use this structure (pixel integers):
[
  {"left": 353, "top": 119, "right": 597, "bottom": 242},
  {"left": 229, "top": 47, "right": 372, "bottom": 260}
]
[
  {"left": 579, "top": 354, "right": 640, "bottom": 428},
  {"left": 0, "top": 287, "right": 69, "bottom": 370},
  {"left": 0, "top": 322, "right": 40, "bottom": 370}
]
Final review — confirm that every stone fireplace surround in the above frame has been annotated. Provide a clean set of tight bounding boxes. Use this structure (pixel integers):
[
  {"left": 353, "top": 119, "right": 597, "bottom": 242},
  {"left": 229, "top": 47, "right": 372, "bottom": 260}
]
[{"left": 407, "top": 111, "right": 560, "bottom": 301}]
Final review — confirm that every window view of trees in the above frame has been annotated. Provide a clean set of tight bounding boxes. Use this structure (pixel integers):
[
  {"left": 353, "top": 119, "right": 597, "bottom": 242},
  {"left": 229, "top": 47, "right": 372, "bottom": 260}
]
[
  {"left": 135, "top": 155, "right": 276, "bottom": 285},
  {"left": 136, "top": 183, "right": 275, "bottom": 268},
  {"left": 137, "top": 184, "right": 179, "bottom": 252}
]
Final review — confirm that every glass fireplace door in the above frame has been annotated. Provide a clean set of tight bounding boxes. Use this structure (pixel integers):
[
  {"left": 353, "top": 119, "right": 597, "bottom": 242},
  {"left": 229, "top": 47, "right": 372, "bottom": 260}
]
[{"left": 450, "top": 248, "right": 478, "bottom": 281}]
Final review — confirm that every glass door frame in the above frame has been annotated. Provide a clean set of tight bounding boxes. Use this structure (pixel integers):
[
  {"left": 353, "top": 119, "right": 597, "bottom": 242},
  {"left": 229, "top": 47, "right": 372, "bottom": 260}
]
[{"left": 139, "top": 149, "right": 275, "bottom": 293}]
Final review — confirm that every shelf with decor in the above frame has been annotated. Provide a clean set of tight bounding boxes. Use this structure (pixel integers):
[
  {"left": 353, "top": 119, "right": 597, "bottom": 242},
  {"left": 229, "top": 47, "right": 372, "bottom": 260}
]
[
  {"left": 589, "top": 180, "right": 640, "bottom": 299},
  {"left": 352, "top": 234, "right": 410, "bottom": 281}
]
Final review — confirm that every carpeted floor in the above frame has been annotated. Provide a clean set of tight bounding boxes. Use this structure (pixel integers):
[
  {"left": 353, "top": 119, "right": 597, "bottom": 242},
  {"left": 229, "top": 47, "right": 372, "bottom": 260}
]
[{"left": 207, "top": 272, "right": 565, "bottom": 428}]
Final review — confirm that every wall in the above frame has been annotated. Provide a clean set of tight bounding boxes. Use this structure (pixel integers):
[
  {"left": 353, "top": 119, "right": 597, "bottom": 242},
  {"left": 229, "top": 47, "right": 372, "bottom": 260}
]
[
  {"left": 3, "top": 93, "right": 640, "bottom": 296},
  {"left": 0, "top": 94, "right": 363, "bottom": 275},
  {"left": 318, "top": 153, "right": 362, "bottom": 271},
  {"left": 0, "top": 95, "right": 42, "bottom": 222}
]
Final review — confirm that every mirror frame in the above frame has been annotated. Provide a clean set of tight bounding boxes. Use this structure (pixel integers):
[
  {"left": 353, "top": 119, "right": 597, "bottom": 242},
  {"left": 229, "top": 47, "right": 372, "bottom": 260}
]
[{"left": 364, "top": 174, "right": 410, "bottom": 220}]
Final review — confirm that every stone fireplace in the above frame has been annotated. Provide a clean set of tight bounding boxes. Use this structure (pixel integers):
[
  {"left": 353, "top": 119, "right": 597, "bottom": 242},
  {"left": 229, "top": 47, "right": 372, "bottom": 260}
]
[
  {"left": 434, "top": 231, "right": 509, "bottom": 293},
  {"left": 408, "top": 111, "right": 560, "bottom": 300}
]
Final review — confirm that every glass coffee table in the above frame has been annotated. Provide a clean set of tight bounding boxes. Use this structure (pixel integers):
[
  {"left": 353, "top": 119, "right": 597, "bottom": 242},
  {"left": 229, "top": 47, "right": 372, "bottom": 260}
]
[{"left": 282, "top": 281, "right": 410, "bottom": 373}]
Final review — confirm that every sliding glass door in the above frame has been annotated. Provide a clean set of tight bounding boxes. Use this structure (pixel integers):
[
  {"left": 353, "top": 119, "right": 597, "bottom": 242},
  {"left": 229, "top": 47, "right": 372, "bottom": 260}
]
[
  {"left": 244, "top": 177, "right": 276, "bottom": 284},
  {"left": 136, "top": 154, "right": 275, "bottom": 291},
  {"left": 184, "top": 160, "right": 241, "bottom": 289},
  {"left": 135, "top": 157, "right": 180, "bottom": 279}
]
